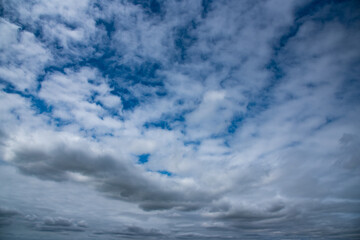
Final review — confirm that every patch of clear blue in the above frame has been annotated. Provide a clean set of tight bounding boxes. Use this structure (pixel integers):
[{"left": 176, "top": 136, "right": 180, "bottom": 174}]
[
  {"left": 227, "top": 115, "right": 244, "bottom": 134},
  {"left": 174, "top": 20, "right": 198, "bottom": 62},
  {"left": 144, "top": 120, "right": 171, "bottom": 130},
  {"left": 132, "top": 0, "right": 163, "bottom": 16},
  {"left": 201, "top": 0, "right": 213, "bottom": 18},
  {"left": 95, "top": 19, "right": 116, "bottom": 38},
  {"left": 53, "top": 118, "right": 73, "bottom": 128},
  {"left": 1, "top": 82, "right": 52, "bottom": 114},
  {"left": 138, "top": 154, "right": 150, "bottom": 164},
  {"left": 157, "top": 170, "right": 172, "bottom": 176}
]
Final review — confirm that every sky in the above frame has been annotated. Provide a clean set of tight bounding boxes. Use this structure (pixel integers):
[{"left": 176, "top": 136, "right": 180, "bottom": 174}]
[{"left": 0, "top": 0, "right": 360, "bottom": 239}]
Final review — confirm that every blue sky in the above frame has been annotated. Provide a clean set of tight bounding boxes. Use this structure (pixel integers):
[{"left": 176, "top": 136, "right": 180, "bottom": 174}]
[{"left": 0, "top": 0, "right": 360, "bottom": 239}]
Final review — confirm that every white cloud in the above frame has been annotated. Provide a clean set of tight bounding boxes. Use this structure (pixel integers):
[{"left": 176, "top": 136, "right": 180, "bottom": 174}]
[{"left": 0, "top": 19, "right": 51, "bottom": 91}]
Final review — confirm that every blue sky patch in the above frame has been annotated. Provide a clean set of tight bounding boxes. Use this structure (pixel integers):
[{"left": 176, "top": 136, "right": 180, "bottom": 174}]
[
  {"left": 138, "top": 154, "right": 150, "bottom": 164},
  {"left": 157, "top": 170, "right": 172, "bottom": 176}
]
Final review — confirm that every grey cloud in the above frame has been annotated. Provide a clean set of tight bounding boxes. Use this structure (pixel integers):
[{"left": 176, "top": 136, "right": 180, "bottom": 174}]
[
  {"left": 209, "top": 202, "right": 290, "bottom": 227},
  {"left": 0, "top": 208, "right": 19, "bottom": 218},
  {"left": 123, "top": 225, "right": 164, "bottom": 236},
  {"left": 95, "top": 225, "right": 165, "bottom": 238},
  {"left": 205, "top": 200, "right": 360, "bottom": 238},
  {"left": 0, "top": 207, "right": 88, "bottom": 233},
  {"left": 139, "top": 201, "right": 201, "bottom": 212},
  {"left": 76, "top": 220, "right": 88, "bottom": 228},
  {"left": 0, "top": 207, "right": 19, "bottom": 227},
  {"left": 32, "top": 217, "right": 88, "bottom": 232},
  {"left": 43, "top": 217, "right": 73, "bottom": 227},
  {"left": 11, "top": 143, "right": 212, "bottom": 211},
  {"left": 174, "top": 232, "right": 236, "bottom": 240},
  {"left": 338, "top": 133, "right": 360, "bottom": 170}
]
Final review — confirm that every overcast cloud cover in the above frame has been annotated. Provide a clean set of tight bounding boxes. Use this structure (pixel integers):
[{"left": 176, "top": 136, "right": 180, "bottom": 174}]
[{"left": 0, "top": 0, "right": 360, "bottom": 239}]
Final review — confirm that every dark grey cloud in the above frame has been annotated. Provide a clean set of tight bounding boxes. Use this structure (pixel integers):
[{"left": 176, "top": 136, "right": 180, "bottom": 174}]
[
  {"left": 95, "top": 225, "right": 165, "bottom": 239},
  {"left": 0, "top": 208, "right": 19, "bottom": 218},
  {"left": 0, "top": 207, "right": 88, "bottom": 234},
  {"left": 11, "top": 143, "right": 213, "bottom": 212},
  {"left": 0, "top": 208, "right": 19, "bottom": 227}
]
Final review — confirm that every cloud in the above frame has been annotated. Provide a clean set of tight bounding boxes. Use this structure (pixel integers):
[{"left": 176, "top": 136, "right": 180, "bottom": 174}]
[
  {"left": 0, "top": 19, "right": 51, "bottom": 92},
  {"left": 95, "top": 225, "right": 164, "bottom": 238},
  {"left": 4, "top": 131, "right": 214, "bottom": 211},
  {"left": 0, "top": 208, "right": 19, "bottom": 218},
  {"left": 38, "top": 67, "right": 123, "bottom": 131},
  {"left": 0, "top": 0, "right": 360, "bottom": 239},
  {"left": 36, "top": 217, "right": 87, "bottom": 232},
  {"left": 0, "top": 207, "right": 19, "bottom": 227}
]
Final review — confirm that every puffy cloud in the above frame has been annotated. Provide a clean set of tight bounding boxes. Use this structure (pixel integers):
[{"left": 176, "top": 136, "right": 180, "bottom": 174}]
[{"left": 0, "top": 19, "right": 51, "bottom": 91}]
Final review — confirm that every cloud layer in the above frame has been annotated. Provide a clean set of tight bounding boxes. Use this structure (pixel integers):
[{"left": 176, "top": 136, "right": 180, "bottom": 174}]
[{"left": 1, "top": 0, "right": 360, "bottom": 239}]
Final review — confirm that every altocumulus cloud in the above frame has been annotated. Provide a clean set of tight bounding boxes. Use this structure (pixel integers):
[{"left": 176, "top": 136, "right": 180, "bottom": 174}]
[{"left": 0, "top": 0, "right": 360, "bottom": 239}]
